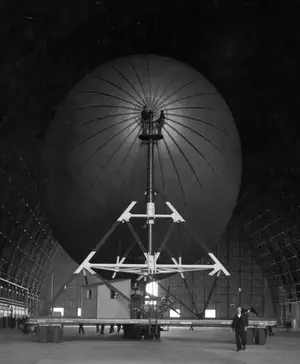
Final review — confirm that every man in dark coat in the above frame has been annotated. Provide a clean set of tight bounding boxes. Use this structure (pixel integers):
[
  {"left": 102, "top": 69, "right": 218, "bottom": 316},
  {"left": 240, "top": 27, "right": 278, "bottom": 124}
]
[
  {"left": 78, "top": 323, "right": 85, "bottom": 334},
  {"left": 156, "top": 110, "right": 165, "bottom": 134},
  {"left": 141, "top": 106, "right": 149, "bottom": 135},
  {"left": 231, "top": 306, "right": 249, "bottom": 351}
]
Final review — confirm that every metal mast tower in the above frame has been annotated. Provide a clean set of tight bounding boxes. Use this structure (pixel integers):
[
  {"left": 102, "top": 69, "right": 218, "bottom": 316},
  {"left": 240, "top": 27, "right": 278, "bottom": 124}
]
[
  {"left": 41, "top": 105, "right": 230, "bottom": 316},
  {"left": 73, "top": 106, "right": 230, "bottom": 280}
]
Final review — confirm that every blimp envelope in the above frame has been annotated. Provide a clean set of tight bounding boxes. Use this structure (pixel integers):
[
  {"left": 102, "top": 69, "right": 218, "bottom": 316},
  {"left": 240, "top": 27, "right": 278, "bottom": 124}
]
[{"left": 44, "top": 54, "right": 241, "bottom": 276}]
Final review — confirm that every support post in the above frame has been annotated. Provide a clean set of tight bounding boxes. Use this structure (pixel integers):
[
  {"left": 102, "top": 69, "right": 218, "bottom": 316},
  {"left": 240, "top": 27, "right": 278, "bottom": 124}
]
[
  {"left": 202, "top": 272, "right": 220, "bottom": 315},
  {"left": 182, "top": 277, "right": 201, "bottom": 318},
  {"left": 156, "top": 280, "right": 199, "bottom": 319},
  {"left": 146, "top": 111, "right": 155, "bottom": 255}
]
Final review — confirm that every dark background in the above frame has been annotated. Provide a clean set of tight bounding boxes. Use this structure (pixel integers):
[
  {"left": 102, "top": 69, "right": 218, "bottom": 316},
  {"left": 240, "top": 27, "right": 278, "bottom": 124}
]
[{"left": 1, "top": 0, "right": 299, "bottom": 161}]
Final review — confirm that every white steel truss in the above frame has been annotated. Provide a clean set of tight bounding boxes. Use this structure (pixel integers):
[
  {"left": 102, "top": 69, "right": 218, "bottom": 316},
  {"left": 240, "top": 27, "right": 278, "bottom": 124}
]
[{"left": 74, "top": 201, "right": 230, "bottom": 279}]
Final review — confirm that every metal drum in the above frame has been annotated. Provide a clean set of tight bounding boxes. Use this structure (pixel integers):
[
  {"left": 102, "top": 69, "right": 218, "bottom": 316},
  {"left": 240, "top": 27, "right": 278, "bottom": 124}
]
[
  {"left": 37, "top": 326, "right": 50, "bottom": 342},
  {"left": 51, "top": 325, "right": 62, "bottom": 343},
  {"left": 245, "top": 328, "right": 254, "bottom": 345},
  {"left": 255, "top": 328, "right": 266, "bottom": 345}
]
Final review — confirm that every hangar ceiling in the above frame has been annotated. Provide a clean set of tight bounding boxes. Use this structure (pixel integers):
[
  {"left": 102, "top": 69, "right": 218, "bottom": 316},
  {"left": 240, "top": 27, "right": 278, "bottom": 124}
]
[{"left": 0, "top": 0, "right": 299, "bottom": 302}]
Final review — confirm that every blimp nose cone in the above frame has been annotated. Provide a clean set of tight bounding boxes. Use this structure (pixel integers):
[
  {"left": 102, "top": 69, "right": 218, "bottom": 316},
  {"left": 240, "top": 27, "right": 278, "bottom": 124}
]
[{"left": 43, "top": 54, "right": 241, "bottom": 275}]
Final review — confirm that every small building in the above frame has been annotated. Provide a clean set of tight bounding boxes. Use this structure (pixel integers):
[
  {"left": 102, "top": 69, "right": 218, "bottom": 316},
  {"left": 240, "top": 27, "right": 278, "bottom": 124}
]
[{"left": 81, "top": 279, "right": 131, "bottom": 319}]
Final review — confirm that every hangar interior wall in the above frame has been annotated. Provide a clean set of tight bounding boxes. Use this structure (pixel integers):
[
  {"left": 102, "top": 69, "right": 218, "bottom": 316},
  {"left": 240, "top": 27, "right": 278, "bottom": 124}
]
[
  {"left": 237, "top": 160, "right": 300, "bottom": 302},
  {"left": 0, "top": 133, "right": 299, "bottom": 328},
  {"left": 40, "top": 248, "right": 100, "bottom": 317},
  {"left": 0, "top": 137, "right": 60, "bottom": 317},
  {"left": 158, "top": 235, "right": 276, "bottom": 320}
]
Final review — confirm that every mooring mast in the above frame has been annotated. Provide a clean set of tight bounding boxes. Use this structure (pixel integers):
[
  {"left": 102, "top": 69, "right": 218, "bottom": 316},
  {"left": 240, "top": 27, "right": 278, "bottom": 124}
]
[
  {"left": 74, "top": 106, "right": 230, "bottom": 279},
  {"left": 41, "top": 105, "right": 230, "bottom": 317}
]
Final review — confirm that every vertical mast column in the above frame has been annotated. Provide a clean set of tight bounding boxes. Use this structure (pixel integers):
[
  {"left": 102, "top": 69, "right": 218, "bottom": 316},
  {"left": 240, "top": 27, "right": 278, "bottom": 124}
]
[
  {"left": 139, "top": 108, "right": 164, "bottom": 268},
  {"left": 147, "top": 111, "right": 155, "bottom": 255}
]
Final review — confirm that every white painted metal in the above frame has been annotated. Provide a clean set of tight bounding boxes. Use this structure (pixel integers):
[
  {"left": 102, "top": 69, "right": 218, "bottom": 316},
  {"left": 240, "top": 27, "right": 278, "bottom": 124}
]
[
  {"left": 74, "top": 201, "right": 230, "bottom": 278},
  {"left": 0, "top": 277, "right": 29, "bottom": 291},
  {"left": 27, "top": 317, "right": 277, "bottom": 327}
]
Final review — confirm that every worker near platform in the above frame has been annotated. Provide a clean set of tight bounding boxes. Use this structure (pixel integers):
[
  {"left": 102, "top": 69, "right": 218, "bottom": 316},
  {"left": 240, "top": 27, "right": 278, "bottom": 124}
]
[
  {"left": 156, "top": 110, "right": 165, "bottom": 134},
  {"left": 141, "top": 106, "right": 149, "bottom": 135},
  {"left": 78, "top": 323, "right": 85, "bottom": 334},
  {"left": 231, "top": 306, "right": 249, "bottom": 351}
]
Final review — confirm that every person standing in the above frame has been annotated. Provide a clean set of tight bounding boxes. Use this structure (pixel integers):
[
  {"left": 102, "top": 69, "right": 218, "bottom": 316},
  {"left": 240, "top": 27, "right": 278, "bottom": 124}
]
[
  {"left": 141, "top": 106, "right": 149, "bottom": 135},
  {"left": 78, "top": 323, "right": 85, "bottom": 334},
  {"left": 231, "top": 306, "right": 249, "bottom": 351},
  {"left": 156, "top": 110, "right": 165, "bottom": 135}
]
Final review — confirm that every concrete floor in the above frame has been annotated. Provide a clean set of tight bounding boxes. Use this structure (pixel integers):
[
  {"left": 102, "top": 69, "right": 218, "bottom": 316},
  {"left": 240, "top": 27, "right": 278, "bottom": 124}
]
[{"left": 0, "top": 326, "right": 299, "bottom": 364}]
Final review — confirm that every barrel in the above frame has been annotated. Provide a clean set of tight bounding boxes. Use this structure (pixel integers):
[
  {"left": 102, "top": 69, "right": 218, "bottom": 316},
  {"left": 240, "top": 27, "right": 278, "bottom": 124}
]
[
  {"left": 0, "top": 317, "right": 3, "bottom": 329},
  {"left": 255, "top": 328, "right": 266, "bottom": 345},
  {"left": 134, "top": 326, "right": 142, "bottom": 340},
  {"left": 51, "top": 326, "right": 62, "bottom": 343},
  {"left": 37, "top": 326, "right": 50, "bottom": 342},
  {"left": 245, "top": 328, "right": 254, "bottom": 345}
]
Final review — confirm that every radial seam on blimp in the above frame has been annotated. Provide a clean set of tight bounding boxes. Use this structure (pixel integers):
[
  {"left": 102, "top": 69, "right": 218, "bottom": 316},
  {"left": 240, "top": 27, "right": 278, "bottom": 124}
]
[
  {"left": 84, "top": 120, "right": 138, "bottom": 164},
  {"left": 167, "top": 112, "right": 228, "bottom": 135},
  {"left": 153, "top": 79, "right": 198, "bottom": 110},
  {"left": 110, "top": 65, "right": 146, "bottom": 105},
  {"left": 162, "top": 126, "right": 205, "bottom": 193},
  {"left": 129, "top": 60, "right": 148, "bottom": 105},
  {"left": 166, "top": 117, "right": 225, "bottom": 156},
  {"left": 162, "top": 135, "right": 188, "bottom": 205},
  {"left": 167, "top": 106, "right": 216, "bottom": 112},
  {"left": 100, "top": 124, "right": 141, "bottom": 172},
  {"left": 92, "top": 76, "right": 145, "bottom": 107},
  {"left": 74, "top": 114, "right": 137, "bottom": 149},
  {"left": 152, "top": 70, "right": 181, "bottom": 109},
  {"left": 80, "top": 112, "right": 133, "bottom": 126},
  {"left": 120, "top": 126, "right": 143, "bottom": 166},
  {"left": 71, "top": 104, "right": 135, "bottom": 112},
  {"left": 164, "top": 121, "right": 219, "bottom": 178},
  {"left": 80, "top": 90, "right": 139, "bottom": 108},
  {"left": 162, "top": 92, "right": 218, "bottom": 109},
  {"left": 156, "top": 142, "right": 167, "bottom": 201}
]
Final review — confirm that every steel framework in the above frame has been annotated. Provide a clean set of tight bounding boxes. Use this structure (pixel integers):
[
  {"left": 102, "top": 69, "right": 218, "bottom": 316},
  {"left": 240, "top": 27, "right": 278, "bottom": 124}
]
[
  {"left": 74, "top": 109, "right": 230, "bottom": 280},
  {"left": 0, "top": 132, "right": 60, "bottom": 313},
  {"left": 237, "top": 159, "right": 300, "bottom": 301},
  {"left": 41, "top": 105, "right": 230, "bottom": 318}
]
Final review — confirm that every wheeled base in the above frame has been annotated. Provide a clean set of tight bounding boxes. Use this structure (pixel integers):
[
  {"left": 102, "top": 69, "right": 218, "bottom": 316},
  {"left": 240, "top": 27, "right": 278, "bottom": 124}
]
[
  {"left": 245, "top": 327, "right": 268, "bottom": 346},
  {"left": 123, "top": 324, "right": 161, "bottom": 340},
  {"left": 35, "top": 325, "right": 64, "bottom": 343},
  {"left": 34, "top": 324, "right": 161, "bottom": 342}
]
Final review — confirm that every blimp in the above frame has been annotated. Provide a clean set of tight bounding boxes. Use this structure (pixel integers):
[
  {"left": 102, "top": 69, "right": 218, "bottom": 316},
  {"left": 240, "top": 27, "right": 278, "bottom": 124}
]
[{"left": 43, "top": 54, "right": 242, "bottom": 282}]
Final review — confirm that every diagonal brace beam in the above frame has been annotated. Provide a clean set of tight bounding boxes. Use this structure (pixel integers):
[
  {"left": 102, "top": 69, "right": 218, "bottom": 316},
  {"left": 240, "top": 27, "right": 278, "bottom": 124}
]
[
  {"left": 126, "top": 221, "right": 147, "bottom": 256},
  {"left": 157, "top": 223, "right": 176, "bottom": 255}
]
